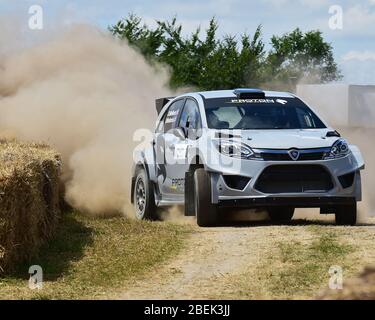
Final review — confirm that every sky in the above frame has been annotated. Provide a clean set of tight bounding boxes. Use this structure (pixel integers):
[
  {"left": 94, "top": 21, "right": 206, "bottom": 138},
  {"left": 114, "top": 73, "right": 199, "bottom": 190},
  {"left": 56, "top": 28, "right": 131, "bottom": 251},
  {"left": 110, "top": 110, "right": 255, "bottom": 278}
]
[{"left": 1, "top": 0, "right": 375, "bottom": 84}]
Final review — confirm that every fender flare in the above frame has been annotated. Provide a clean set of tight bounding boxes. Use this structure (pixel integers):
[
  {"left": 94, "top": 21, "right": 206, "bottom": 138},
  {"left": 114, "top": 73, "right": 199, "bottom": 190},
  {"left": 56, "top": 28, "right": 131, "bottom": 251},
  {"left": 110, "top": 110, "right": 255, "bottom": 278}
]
[
  {"left": 349, "top": 145, "right": 365, "bottom": 170},
  {"left": 130, "top": 160, "right": 153, "bottom": 204}
]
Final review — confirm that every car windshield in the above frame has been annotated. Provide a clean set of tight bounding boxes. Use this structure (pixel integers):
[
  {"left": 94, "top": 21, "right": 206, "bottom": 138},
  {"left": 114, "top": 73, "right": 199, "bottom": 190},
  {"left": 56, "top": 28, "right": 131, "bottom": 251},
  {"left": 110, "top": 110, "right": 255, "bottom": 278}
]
[{"left": 204, "top": 97, "right": 326, "bottom": 130}]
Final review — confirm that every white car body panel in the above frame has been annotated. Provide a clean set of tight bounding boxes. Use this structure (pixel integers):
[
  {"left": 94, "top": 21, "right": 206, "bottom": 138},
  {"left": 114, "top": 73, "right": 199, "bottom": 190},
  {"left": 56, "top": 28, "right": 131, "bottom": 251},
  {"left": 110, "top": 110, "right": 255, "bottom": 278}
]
[{"left": 219, "top": 129, "right": 337, "bottom": 149}]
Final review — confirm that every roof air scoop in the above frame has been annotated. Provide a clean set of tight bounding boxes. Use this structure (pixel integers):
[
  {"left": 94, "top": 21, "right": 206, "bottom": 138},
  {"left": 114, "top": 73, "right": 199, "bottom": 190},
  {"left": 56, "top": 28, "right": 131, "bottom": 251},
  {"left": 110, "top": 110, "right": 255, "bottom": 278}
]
[{"left": 233, "top": 88, "right": 265, "bottom": 99}]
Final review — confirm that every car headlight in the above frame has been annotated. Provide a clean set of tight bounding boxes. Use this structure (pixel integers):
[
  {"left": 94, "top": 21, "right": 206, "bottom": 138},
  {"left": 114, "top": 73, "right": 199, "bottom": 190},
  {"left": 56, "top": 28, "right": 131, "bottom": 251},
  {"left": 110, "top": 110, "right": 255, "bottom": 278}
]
[
  {"left": 213, "top": 139, "right": 254, "bottom": 159},
  {"left": 324, "top": 139, "right": 351, "bottom": 159}
]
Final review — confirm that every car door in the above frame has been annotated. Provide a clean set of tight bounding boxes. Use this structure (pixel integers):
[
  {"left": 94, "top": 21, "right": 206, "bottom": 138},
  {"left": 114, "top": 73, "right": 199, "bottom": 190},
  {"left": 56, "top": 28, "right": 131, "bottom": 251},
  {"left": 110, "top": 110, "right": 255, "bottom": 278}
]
[
  {"left": 154, "top": 98, "right": 186, "bottom": 197},
  {"left": 164, "top": 98, "right": 202, "bottom": 195}
]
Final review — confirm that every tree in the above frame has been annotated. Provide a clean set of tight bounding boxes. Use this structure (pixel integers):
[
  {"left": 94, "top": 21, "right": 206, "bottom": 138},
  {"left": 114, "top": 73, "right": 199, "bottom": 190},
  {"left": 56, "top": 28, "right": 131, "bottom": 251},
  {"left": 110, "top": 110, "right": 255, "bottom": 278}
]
[
  {"left": 110, "top": 15, "right": 341, "bottom": 91},
  {"left": 265, "top": 28, "right": 342, "bottom": 90},
  {"left": 110, "top": 14, "right": 164, "bottom": 58},
  {"left": 110, "top": 15, "right": 266, "bottom": 90}
]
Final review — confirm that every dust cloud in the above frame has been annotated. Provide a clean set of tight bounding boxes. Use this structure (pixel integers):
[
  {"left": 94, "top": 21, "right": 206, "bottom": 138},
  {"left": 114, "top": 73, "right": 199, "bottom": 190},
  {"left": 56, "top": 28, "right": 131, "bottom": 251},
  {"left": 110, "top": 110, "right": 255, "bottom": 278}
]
[
  {"left": 297, "top": 84, "right": 375, "bottom": 221},
  {"left": 0, "top": 25, "right": 171, "bottom": 216},
  {"left": 0, "top": 22, "right": 372, "bottom": 224},
  {"left": 339, "top": 127, "right": 375, "bottom": 221},
  {"left": 158, "top": 206, "right": 196, "bottom": 224}
]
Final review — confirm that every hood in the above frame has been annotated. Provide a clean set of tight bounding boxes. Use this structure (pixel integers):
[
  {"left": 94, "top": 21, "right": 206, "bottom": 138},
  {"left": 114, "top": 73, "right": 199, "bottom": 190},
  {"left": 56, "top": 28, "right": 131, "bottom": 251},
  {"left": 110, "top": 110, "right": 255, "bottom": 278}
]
[{"left": 212, "top": 129, "right": 339, "bottom": 149}]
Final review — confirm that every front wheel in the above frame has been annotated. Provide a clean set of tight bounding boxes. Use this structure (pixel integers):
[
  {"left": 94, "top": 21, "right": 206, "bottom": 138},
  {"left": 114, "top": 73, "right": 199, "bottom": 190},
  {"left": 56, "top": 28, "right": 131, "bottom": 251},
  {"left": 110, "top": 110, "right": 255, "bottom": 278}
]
[
  {"left": 194, "top": 168, "right": 217, "bottom": 227},
  {"left": 133, "top": 168, "right": 157, "bottom": 220},
  {"left": 335, "top": 202, "right": 357, "bottom": 226},
  {"left": 268, "top": 207, "right": 295, "bottom": 223}
]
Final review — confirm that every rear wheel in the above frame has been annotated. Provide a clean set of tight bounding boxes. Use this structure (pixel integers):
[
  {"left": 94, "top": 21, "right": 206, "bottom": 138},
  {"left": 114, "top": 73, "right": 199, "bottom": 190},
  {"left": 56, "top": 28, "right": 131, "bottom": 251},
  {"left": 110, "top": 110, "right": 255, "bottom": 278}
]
[
  {"left": 194, "top": 168, "right": 217, "bottom": 227},
  {"left": 268, "top": 207, "right": 295, "bottom": 223},
  {"left": 335, "top": 202, "right": 357, "bottom": 226},
  {"left": 133, "top": 168, "right": 157, "bottom": 220}
]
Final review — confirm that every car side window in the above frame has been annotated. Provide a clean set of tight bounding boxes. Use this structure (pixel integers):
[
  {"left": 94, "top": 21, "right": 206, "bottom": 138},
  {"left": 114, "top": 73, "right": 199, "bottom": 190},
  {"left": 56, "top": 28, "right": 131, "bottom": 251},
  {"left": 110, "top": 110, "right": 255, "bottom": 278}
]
[
  {"left": 296, "top": 107, "right": 314, "bottom": 128},
  {"left": 163, "top": 99, "right": 185, "bottom": 132},
  {"left": 178, "top": 99, "right": 201, "bottom": 130}
]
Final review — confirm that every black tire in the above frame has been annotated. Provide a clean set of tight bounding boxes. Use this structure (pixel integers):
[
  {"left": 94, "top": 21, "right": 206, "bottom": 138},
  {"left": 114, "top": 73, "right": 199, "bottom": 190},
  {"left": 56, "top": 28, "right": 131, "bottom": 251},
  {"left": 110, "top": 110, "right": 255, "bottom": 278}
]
[
  {"left": 335, "top": 202, "right": 357, "bottom": 226},
  {"left": 268, "top": 207, "right": 295, "bottom": 223},
  {"left": 194, "top": 168, "right": 217, "bottom": 227},
  {"left": 133, "top": 168, "right": 157, "bottom": 220}
]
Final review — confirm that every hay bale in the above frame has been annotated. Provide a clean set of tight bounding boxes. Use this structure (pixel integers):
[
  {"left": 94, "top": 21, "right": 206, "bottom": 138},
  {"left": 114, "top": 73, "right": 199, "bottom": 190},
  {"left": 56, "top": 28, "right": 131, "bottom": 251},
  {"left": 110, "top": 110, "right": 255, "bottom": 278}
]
[{"left": 0, "top": 140, "right": 61, "bottom": 273}]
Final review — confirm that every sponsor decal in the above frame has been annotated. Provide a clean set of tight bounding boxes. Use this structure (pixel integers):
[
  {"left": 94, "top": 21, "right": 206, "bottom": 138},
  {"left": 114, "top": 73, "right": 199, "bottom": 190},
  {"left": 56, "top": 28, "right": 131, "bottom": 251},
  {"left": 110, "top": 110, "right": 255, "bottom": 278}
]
[
  {"left": 276, "top": 99, "right": 288, "bottom": 105},
  {"left": 171, "top": 178, "right": 185, "bottom": 190},
  {"left": 165, "top": 116, "right": 176, "bottom": 124},
  {"left": 174, "top": 144, "right": 188, "bottom": 160},
  {"left": 229, "top": 99, "right": 275, "bottom": 104},
  {"left": 167, "top": 109, "right": 179, "bottom": 117},
  {"left": 165, "top": 109, "right": 179, "bottom": 123}
]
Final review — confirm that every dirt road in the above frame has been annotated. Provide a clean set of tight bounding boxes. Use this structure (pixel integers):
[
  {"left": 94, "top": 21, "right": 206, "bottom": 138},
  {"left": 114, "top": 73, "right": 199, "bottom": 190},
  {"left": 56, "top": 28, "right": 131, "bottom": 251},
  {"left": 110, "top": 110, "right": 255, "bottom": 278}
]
[{"left": 117, "top": 212, "right": 375, "bottom": 300}]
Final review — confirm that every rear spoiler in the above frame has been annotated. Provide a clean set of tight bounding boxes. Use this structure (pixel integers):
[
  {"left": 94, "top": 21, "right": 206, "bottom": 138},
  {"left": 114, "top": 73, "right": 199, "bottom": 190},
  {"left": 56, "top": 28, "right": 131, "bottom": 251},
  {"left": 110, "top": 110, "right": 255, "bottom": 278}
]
[{"left": 155, "top": 97, "right": 175, "bottom": 114}]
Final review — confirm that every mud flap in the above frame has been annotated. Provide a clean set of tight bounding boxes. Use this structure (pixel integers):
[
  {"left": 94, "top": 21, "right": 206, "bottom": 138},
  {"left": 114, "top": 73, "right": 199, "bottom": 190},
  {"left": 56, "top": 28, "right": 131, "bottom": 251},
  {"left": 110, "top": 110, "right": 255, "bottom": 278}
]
[
  {"left": 130, "top": 177, "right": 136, "bottom": 204},
  {"left": 355, "top": 171, "right": 362, "bottom": 201},
  {"left": 184, "top": 171, "right": 195, "bottom": 216}
]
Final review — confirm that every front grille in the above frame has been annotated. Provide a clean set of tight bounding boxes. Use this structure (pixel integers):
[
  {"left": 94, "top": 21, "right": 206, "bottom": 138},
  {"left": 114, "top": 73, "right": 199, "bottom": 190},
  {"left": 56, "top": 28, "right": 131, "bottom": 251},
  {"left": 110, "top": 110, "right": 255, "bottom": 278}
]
[
  {"left": 261, "top": 153, "right": 291, "bottom": 161},
  {"left": 299, "top": 152, "right": 326, "bottom": 161},
  {"left": 255, "top": 165, "right": 334, "bottom": 194},
  {"left": 255, "top": 148, "right": 329, "bottom": 161}
]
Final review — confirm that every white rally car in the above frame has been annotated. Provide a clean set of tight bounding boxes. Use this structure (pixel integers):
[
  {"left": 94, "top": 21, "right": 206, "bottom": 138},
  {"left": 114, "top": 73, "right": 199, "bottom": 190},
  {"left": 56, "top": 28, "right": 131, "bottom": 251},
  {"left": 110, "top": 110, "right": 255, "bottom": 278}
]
[{"left": 131, "top": 88, "right": 365, "bottom": 226}]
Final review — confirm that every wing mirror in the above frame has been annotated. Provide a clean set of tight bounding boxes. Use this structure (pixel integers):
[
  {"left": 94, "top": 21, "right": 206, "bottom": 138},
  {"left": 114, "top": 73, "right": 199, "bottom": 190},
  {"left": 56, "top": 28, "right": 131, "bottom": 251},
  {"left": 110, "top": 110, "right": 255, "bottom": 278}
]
[
  {"left": 175, "top": 127, "right": 202, "bottom": 140},
  {"left": 175, "top": 127, "right": 188, "bottom": 139}
]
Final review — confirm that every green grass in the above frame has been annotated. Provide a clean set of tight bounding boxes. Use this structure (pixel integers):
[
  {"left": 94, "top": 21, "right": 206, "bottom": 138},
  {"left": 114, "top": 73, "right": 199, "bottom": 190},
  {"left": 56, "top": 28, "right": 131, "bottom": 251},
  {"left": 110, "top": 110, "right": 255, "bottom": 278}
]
[
  {"left": 268, "top": 231, "right": 353, "bottom": 298},
  {"left": 0, "top": 211, "right": 191, "bottom": 300},
  {"left": 228, "top": 227, "right": 355, "bottom": 299}
]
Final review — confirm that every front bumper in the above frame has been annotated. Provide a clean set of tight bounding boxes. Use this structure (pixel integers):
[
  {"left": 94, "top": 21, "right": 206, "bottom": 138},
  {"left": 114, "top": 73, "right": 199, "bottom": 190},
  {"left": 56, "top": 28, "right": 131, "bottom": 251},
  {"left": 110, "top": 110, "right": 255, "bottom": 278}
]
[
  {"left": 218, "top": 196, "right": 356, "bottom": 208},
  {"left": 207, "top": 153, "right": 363, "bottom": 206}
]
